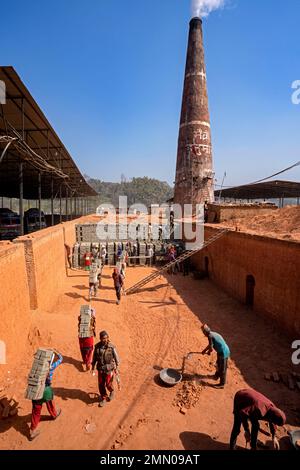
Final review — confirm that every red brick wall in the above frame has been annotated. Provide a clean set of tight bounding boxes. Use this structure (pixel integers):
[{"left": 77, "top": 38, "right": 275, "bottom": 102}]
[
  {"left": 15, "top": 218, "right": 82, "bottom": 312},
  {"left": 0, "top": 216, "right": 91, "bottom": 378},
  {"left": 192, "top": 227, "right": 300, "bottom": 336},
  {"left": 0, "top": 243, "right": 31, "bottom": 369}
]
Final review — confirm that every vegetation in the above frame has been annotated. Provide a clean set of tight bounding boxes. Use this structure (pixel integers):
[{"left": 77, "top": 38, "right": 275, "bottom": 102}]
[{"left": 86, "top": 176, "right": 174, "bottom": 208}]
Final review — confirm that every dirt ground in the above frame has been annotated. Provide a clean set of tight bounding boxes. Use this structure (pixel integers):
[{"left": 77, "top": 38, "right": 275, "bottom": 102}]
[
  {"left": 0, "top": 266, "right": 299, "bottom": 450},
  {"left": 220, "top": 206, "right": 300, "bottom": 242}
]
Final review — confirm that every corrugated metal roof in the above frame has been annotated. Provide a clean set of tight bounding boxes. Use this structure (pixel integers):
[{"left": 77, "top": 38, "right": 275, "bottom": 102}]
[
  {"left": 215, "top": 180, "right": 300, "bottom": 199},
  {"left": 0, "top": 66, "right": 97, "bottom": 199}
]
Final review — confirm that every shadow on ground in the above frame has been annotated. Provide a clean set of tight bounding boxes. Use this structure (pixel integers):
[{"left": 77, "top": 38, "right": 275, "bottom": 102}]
[
  {"left": 166, "top": 273, "right": 300, "bottom": 427},
  {"left": 180, "top": 431, "right": 230, "bottom": 451},
  {"left": 53, "top": 387, "right": 98, "bottom": 405},
  {"left": 62, "top": 355, "right": 83, "bottom": 372}
]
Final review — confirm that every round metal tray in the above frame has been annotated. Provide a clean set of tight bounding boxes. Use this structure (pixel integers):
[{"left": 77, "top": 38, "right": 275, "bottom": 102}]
[
  {"left": 289, "top": 430, "right": 300, "bottom": 450},
  {"left": 159, "top": 368, "right": 182, "bottom": 385}
]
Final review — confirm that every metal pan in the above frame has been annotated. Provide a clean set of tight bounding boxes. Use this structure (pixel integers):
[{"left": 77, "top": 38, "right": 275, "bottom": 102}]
[
  {"left": 159, "top": 352, "right": 202, "bottom": 386},
  {"left": 288, "top": 430, "right": 300, "bottom": 450},
  {"left": 159, "top": 368, "right": 182, "bottom": 385}
]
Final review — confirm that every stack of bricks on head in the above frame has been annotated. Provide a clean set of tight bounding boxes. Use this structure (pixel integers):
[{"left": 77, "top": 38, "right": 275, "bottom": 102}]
[
  {"left": 79, "top": 305, "right": 93, "bottom": 338},
  {"left": 25, "top": 348, "right": 54, "bottom": 400}
]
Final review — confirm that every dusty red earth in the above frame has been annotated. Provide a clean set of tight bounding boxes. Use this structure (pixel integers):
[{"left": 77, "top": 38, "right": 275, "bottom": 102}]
[
  {"left": 0, "top": 266, "right": 299, "bottom": 450},
  {"left": 220, "top": 206, "right": 300, "bottom": 241}
]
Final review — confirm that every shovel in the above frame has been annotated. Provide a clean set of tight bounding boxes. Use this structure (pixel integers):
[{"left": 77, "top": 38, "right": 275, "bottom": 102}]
[{"left": 159, "top": 351, "right": 202, "bottom": 386}]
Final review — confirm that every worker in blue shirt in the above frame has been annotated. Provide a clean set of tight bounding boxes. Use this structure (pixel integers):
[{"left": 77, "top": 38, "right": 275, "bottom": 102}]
[{"left": 201, "top": 324, "right": 230, "bottom": 389}]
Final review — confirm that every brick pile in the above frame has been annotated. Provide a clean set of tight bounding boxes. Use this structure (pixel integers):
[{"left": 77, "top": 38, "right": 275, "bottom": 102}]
[
  {"left": 25, "top": 348, "right": 53, "bottom": 400},
  {"left": 78, "top": 305, "right": 94, "bottom": 338}
]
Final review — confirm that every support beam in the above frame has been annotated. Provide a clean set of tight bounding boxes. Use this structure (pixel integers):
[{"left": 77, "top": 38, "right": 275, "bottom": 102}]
[
  {"left": 19, "top": 161, "right": 24, "bottom": 235},
  {"left": 59, "top": 185, "right": 62, "bottom": 223},
  {"left": 66, "top": 187, "right": 69, "bottom": 221},
  {"left": 51, "top": 178, "right": 54, "bottom": 226},
  {"left": 38, "top": 172, "right": 42, "bottom": 229}
]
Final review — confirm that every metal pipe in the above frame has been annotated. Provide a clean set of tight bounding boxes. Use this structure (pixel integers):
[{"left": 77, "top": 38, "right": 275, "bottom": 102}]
[{"left": 0, "top": 138, "right": 17, "bottom": 164}]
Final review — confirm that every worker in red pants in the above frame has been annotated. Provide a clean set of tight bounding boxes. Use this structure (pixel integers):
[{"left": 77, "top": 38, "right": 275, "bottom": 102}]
[
  {"left": 91, "top": 331, "right": 120, "bottom": 407},
  {"left": 78, "top": 309, "right": 96, "bottom": 371},
  {"left": 30, "top": 387, "right": 61, "bottom": 440},
  {"left": 29, "top": 351, "right": 63, "bottom": 440}
]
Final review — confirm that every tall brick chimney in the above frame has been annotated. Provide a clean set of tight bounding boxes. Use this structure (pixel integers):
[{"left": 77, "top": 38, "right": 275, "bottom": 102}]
[{"left": 174, "top": 17, "right": 214, "bottom": 208}]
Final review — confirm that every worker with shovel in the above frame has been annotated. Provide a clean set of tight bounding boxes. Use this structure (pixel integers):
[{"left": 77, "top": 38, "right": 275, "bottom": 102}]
[{"left": 201, "top": 324, "right": 230, "bottom": 389}]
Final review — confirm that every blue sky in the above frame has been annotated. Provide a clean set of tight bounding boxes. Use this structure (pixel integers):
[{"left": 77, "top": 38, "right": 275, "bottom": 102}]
[{"left": 1, "top": 0, "right": 300, "bottom": 187}]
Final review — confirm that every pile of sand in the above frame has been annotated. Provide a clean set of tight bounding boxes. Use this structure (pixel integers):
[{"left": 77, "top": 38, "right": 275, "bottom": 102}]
[{"left": 220, "top": 206, "right": 300, "bottom": 241}]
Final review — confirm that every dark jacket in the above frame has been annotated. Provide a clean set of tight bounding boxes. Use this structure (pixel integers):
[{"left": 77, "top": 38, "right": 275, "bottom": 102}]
[
  {"left": 112, "top": 272, "right": 123, "bottom": 288},
  {"left": 92, "top": 341, "right": 120, "bottom": 372}
]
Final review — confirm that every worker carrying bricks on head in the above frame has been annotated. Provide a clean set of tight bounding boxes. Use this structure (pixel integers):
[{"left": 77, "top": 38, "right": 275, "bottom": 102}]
[
  {"left": 100, "top": 244, "right": 107, "bottom": 266},
  {"left": 91, "top": 331, "right": 120, "bottom": 407},
  {"left": 201, "top": 324, "right": 230, "bottom": 389},
  {"left": 78, "top": 306, "right": 96, "bottom": 371},
  {"left": 89, "top": 262, "right": 101, "bottom": 300},
  {"left": 112, "top": 267, "right": 124, "bottom": 305},
  {"left": 229, "top": 388, "right": 286, "bottom": 450},
  {"left": 28, "top": 349, "right": 63, "bottom": 441}
]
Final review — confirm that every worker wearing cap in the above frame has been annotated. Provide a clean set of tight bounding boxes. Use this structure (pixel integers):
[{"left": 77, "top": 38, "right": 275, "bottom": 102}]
[
  {"left": 91, "top": 331, "right": 120, "bottom": 407},
  {"left": 230, "top": 388, "right": 286, "bottom": 450},
  {"left": 201, "top": 324, "right": 230, "bottom": 388}
]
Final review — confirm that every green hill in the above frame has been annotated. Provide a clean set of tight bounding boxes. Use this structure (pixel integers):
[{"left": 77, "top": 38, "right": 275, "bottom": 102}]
[{"left": 86, "top": 176, "right": 174, "bottom": 208}]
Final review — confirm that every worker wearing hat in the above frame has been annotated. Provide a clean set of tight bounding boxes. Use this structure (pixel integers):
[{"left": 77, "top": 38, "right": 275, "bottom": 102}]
[
  {"left": 91, "top": 331, "right": 120, "bottom": 407},
  {"left": 201, "top": 324, "right": 230, "bottom": 389}
]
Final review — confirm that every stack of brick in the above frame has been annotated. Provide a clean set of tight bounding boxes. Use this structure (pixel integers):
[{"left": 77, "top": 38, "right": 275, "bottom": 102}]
[
  {"left": 107, "top": 242, "right": 115, "bottom": 266},
  {"left": 78, "top": 305, "right": 94, "bottom": 338},
  {"left": 0, "top": 396, "right": 19, "bottom": 418},
  {"left": 76, "top": 224, "right": 98, "bottom": 243},
  {"left": 139, "top": 242, "right": 146, "bottom": 265},
  {"left": 72, "top": 242, "right": 80, "bottom": 269},
  {"left": 264, "top": 371, "right": 300, "bottom": 391},
  {"left": 25, "top": 348, "right": 53, "bottom": 400}
]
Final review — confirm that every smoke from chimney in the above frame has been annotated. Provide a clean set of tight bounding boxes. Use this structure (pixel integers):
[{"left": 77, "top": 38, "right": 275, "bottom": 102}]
[{"left": 191, "top": 0, "right": 226, "bottom": 18}]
